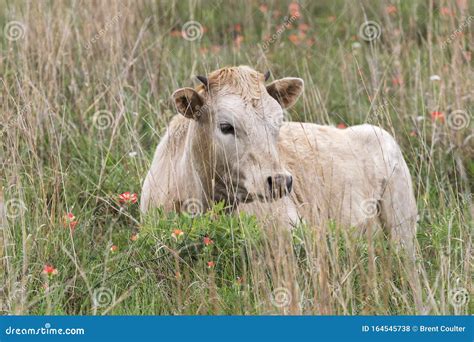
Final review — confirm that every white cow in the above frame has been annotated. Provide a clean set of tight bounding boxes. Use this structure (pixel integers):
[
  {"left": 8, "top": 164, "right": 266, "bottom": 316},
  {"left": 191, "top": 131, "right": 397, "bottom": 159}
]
[{"left": 141, "top": 65, "right": 421, "bottom": 308}]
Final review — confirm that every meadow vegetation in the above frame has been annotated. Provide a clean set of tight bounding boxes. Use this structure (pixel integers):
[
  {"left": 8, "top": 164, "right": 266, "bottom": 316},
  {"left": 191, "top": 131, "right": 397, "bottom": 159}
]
[{"left": 0, "top": 0, "right": 472, "bottom": 314}]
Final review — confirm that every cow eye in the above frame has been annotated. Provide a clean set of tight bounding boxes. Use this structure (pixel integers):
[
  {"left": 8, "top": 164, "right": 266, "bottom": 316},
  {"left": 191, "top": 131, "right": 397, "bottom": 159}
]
[{"left": 219, "top": 123, "right": 235, "bottom": 135}]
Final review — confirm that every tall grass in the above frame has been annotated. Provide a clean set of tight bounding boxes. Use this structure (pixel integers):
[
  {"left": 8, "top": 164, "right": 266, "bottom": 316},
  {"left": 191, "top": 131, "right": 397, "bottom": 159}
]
[{"left": 0, "top": 0, "right": 472, "bottom": 315}]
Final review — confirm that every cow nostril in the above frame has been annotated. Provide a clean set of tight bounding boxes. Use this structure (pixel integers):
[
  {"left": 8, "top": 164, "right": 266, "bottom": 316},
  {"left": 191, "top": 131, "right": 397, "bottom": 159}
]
[
  {"left": 266, "top": 176, "right": 273, "bottom": 192},
  {"left": 286, "top": 175, "right": 293, "bottom": 193},
  {"left": 266, "top": 175, "right": 290, "bottom": 198}
]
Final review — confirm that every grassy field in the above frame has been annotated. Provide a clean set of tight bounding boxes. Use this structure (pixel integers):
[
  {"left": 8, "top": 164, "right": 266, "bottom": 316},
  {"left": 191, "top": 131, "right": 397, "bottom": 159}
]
[{"left": 0, "top": 0, "right": 472, "bottom": 315}]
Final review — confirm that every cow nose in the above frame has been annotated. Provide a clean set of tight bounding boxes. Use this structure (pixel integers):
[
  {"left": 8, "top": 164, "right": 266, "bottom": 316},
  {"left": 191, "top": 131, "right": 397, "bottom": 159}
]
[
  {"left": 286, "top": 175, "right": 293, "bottom": 193},
  {"left": 266, "top": 173, "right": 293, "bottom": 199}
]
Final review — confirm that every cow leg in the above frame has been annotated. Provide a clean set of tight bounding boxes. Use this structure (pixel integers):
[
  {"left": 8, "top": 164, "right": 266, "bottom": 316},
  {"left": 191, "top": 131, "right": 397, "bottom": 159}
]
[{"left": 379, "top": 164, "right": 423, "bottom": 313}]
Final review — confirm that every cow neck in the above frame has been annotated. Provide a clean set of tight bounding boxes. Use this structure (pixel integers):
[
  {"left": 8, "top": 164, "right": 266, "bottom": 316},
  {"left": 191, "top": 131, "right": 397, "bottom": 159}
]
[{"left": 183, "top": 120, "right": 215, "bottom": 208}]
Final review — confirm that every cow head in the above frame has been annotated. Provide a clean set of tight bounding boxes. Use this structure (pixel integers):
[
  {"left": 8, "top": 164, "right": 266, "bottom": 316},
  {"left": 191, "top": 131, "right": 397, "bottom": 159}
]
[{"left": 172, "top": 66, "right": 304, "bottom": 205}]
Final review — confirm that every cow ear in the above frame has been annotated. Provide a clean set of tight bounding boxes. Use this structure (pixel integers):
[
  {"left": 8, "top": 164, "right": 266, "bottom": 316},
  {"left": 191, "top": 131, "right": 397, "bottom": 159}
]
[
  {"left": 266, "top": 78, "right": 304, "bottom": 109},
  {"left": 172, "top": 88, "right": 205, "bottom": 120}
]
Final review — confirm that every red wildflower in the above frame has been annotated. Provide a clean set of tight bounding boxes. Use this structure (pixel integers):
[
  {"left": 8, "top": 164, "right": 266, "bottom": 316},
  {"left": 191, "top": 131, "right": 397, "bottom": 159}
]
[
  {"left": 431, "top": 111, "right": 445, "bottom": 123},
  {"left": 233, "top": 23, "right": 242, "bottom": 33},
  {"left": 386, "top": 5, "right": 397, "bottom": 15},
  {"left": 203, "top": 236, "right": 214, "bottom": 246},
  {"left": 43, "top": 264, "right": 58, "bottom": 276},
  {"left": 110, "top": 245, "right": 118, "bottom": 253},
  {"left": 63, "top": 212, "right": 78, "bottom": 230},
  {"left": 298, "top": 23, "right": 310, "bottom": 33},
  {"left": 171, "top": 229, "right": 184, "bottom": 240},
  {"left": 207, "top": 261, "right": 215, "bottom": 268},
  {"left": 259, "top": 4, "right": 268, "bottom": 13},
  {"left": 306, "top": 38, "right": 316, "bottom": 47},
  {"left": 289, "top": 2, "right": 301, "bottom": 19},
  {"left": 288, "top": 34, "right": 300, "bottom": 45},
  {"left": 337, "top": 123, "right": 347, "bottom": 129},
  {"left": 440, "top": 7, "right": 452, "bottom": 16},
  {"left": 119, "top": 192, "right": 138, "bottom": 204},
  {"left": 392, "top": 77, "right": 403, "bottom": 86},
  {"left": 170, "top": 29, "right": 182, "bottom": 38}
]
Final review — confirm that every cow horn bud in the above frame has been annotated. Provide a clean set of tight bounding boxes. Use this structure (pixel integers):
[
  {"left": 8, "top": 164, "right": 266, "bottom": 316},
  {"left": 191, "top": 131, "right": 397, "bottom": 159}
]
[
  {"left": 196, "top": 75, "right": 208, "bottom": 87},
  {"left": 264, "top": 71, "right": 271, "bottom": 81}
]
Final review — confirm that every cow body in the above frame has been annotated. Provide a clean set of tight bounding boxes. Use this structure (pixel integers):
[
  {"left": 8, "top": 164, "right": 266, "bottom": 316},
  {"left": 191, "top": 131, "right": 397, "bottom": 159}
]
[{"left": 141, "top": 66, "right": 417, "bottom": 254}]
